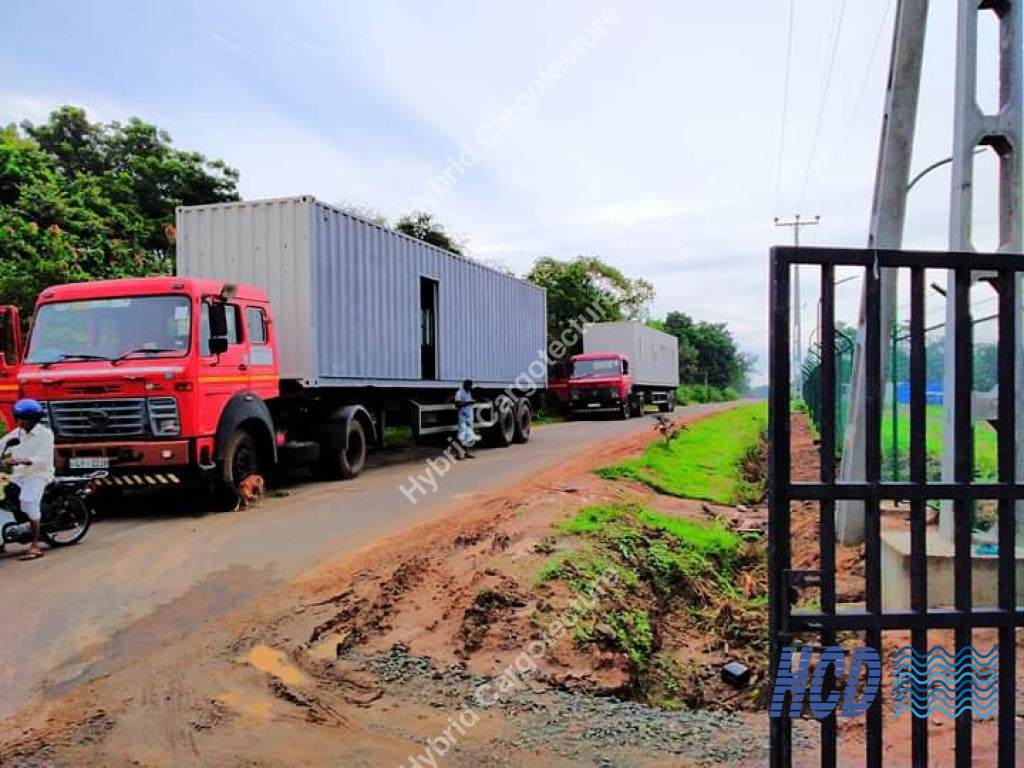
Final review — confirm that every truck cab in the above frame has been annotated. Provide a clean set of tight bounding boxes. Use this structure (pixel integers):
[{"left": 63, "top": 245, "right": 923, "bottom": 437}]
[
  {"left": 566, "top": 352, "right": 637, "bottom": 418},
  {"left": 0, "top": 306, "right": 23, "bottom": 432},
  {"left": 17, "top": 277, "right": 278, "bottom": 493}
]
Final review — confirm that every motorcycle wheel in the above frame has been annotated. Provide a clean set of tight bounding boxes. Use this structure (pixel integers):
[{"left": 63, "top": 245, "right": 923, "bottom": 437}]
[{"left": 42, "top": 496, "right": 92, "bottom": 547}]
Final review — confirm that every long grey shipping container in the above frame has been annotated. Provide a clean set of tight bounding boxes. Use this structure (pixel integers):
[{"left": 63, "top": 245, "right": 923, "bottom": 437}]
[
  {"left": 581, "top": 321, "right": 679, "bottom": 388},
  {"left": 176, "top": 196, "right": 547, "bottom": 389}
]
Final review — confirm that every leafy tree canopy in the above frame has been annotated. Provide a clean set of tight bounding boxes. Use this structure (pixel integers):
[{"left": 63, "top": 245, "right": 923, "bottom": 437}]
[
  {"left": 661, "top": 310, "right": 753, "bottom": 391},
  {"left": 395, "top": 211, "right": 464, "bottom": 255},
  {"left": 0, "top": 105, "right": 239, "bottom": 320},
  {"left": 526, "top": 255, "right": 655, "bottom": 348}
]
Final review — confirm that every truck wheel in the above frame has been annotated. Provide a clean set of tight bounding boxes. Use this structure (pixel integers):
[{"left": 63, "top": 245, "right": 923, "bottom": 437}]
[
  {"left": 317, "top": 420, "right": 367, "bottom": 480},
  {"left": 618, "top": 399, "right": 630, "bottom": 420},
  {"left": 490, "top": 400, "right": 516, "bottom": 446},
  {"left": 217, "top": 429, "right": 260, "bottom": 510},
  {"left": 513, "top": 400, "right": 532, "bottom": 443}
]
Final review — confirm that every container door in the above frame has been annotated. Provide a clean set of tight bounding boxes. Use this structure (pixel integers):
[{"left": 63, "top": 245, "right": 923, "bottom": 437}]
[{"left": 420, "top": 277, "right": 438, "bottom": 380}]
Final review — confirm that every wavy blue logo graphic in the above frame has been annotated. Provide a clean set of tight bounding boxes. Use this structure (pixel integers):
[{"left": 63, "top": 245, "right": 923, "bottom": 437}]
[{"left": 891, "top": 646, "right": 999, "bottom": 719}]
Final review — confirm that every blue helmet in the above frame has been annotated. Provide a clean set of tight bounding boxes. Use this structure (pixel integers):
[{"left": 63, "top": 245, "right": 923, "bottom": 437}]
[{"left": 13, "top": 398, "right": 44, "bottom": 420}]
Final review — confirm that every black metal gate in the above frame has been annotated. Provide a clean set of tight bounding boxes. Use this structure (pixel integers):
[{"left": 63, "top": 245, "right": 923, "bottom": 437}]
[{"left": 769, "top": 246, "right": 1022, "bottom": 767}]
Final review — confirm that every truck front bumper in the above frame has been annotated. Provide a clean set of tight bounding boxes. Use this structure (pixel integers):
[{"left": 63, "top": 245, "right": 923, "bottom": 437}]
[{"left": 54, "top": 440, "right": 193, "bottom": 485}]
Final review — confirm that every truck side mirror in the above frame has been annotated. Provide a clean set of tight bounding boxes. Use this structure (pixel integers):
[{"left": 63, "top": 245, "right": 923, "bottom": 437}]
[
  {"left": 209, "top": 336, "right": 229, "bottom": 355},
  {"left": 209, "top": 302, "right": 229, "bottom": 338},
  {"left": 622, "top": 360, "right": 629, "bottom": 374}
]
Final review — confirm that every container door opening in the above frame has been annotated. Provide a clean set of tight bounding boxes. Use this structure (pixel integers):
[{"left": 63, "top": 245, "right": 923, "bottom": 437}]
[{"left": 420, "top": 277, "right": 438, "bottom": 380}]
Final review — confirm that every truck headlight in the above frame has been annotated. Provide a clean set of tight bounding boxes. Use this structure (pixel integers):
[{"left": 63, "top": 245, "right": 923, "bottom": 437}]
[{"left": 154, "top": 419, "right": 181, "bottom": 436}]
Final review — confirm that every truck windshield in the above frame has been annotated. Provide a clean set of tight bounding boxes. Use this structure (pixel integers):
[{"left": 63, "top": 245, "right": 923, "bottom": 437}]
[
  {"left": 572, "top": 358, "right": 622, "bottom": 377},
  {"left": 26, "top": 296, "right": 191, "bottom": 364}
]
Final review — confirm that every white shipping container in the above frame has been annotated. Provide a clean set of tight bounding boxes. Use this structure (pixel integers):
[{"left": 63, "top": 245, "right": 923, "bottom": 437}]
[
  {"left": 176, "top": 196, "right": 546, "bottom": 389},
  {"left": 581, "top": 321, "right": 679, "bottom": 388}
]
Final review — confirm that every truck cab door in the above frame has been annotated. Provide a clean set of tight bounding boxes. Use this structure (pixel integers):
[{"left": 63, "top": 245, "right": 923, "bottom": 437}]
[
  {"left": 0, "top": 306, "right": 23, "bottom": 431},
  {"left": 197, "top": 300, "right": 250, "bottom": 435}
]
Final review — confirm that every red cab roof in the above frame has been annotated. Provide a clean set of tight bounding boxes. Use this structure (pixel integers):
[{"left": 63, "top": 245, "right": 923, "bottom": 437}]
[
  {"left": 571, "top": 352, "right": 626, "bottom": 361},
  {"left": 36, "top": 276, "right": 270, "bottom": 305}
]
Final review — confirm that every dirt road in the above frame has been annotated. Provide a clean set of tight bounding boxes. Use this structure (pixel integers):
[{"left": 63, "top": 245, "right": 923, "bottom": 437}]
[{"left": 0, "top": 405, "right": 728, "bottom": 721}]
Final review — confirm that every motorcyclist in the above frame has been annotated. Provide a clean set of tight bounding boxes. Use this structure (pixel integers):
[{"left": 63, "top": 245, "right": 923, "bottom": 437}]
[{"left": 0, "top": 399, "right": 55, "bottom": 560}]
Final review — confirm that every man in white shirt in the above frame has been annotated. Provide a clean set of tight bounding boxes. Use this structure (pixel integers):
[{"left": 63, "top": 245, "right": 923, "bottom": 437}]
[
  {"left": 454, "top": 379, "right": 477, "bottom": 459},
  {"left": 1, "top": 399, "right": 54, "bottom": 560}
]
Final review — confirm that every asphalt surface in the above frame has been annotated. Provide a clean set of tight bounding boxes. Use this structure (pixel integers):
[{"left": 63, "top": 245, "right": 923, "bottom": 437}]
[{"left": 0, "top": 405, "right": 725, "bottom": 719}]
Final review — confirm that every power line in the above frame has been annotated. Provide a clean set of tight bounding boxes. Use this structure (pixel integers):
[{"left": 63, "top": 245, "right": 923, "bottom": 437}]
[
  {"left": 773, "top": 0, "right": 797, "bottom": 212},
  {"left": 799, "top": 0, "right": 849, "bottom": 207},
  {"left": 822, "top": 0, "right": 896, "bottom": 201}
]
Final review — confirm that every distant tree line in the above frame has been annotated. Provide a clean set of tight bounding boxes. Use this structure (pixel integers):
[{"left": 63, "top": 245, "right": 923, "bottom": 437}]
[{"left": 1, "top": 106, "right": 754, "bottom": 393}]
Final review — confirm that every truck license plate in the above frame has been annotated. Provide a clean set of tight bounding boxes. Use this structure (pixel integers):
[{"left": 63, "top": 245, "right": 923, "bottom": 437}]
[
  {"left": 69, "top": 457, "right": 109, "bottom": 469},
  {"left": 587, "top": 403, "right": 601, "bottom": 408}
]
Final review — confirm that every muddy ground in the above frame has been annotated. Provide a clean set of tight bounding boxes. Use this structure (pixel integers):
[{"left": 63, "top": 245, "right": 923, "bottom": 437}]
[{"left": 0, "top": 409, "right": 1019, "bottom": 767}]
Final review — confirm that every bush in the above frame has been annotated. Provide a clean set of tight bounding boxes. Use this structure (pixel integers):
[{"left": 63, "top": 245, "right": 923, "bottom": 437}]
[{"left": 675, "top": 385, "right": 739, "bottom": 404}]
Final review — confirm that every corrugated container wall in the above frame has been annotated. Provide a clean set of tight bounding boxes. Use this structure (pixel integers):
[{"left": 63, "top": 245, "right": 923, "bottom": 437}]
[
  {"left": 581, "top": 321, "right": 680, "bottom": 388},
  {"left": 176, "top": 197, "right": 547, "bottom": 389}
]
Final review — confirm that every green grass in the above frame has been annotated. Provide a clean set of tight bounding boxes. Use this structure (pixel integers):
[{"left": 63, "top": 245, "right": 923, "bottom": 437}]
[
  {"left": 384, "top": 425, "right": 413, "bottom": 450},
  {"left": 596, "top": 403, "right": 767, "bottom": 504},
  {"left": 880, "top": 403, "right": 997, "bottom": 481}
]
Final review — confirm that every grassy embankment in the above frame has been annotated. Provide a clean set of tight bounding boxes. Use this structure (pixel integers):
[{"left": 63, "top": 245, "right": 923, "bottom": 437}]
[
  {"left": 531, "top": 404, "right": 770, "bottom": 709},
  {"left": 597, "top": 402, "right": 768, "bottom": 505}
]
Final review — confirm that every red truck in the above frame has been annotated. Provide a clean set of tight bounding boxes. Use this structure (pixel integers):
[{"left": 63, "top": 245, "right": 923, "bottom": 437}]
[
  {"left": 14, "top": 197, "right": 546, "bottom": 507},
  {"left": 567, "top": 322, "right": 679, "bottom": 418},
  {"left": 0, "top": 306, "right": 23, "bottom": 432}
]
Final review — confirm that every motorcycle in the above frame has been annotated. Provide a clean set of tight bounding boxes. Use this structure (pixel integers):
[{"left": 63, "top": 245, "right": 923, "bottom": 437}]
[{"left": 0, "top": 437, "right": 105, "bottom": 549}]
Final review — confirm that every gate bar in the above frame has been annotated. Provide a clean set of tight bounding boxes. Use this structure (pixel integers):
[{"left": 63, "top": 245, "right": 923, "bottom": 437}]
[
  {"left": 769, "top": 248, "right": 792, "bottom": 768},
  {"left": 864, "top": 259, "right": 883, "bottom": 767},
  {"left": 952, "top": 268, "right": 973, "bottom": 768},
  {"left": 820, "top": 264, "right": 838, "bottom": 766},
  {"left": 996, "top": 268, "right": 1017, "bottom": 768},
  {"left": 908, "top": 266, "right": 928, "bottom": 767}
]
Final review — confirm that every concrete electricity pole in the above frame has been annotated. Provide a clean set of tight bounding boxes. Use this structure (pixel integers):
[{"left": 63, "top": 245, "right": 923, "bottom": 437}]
[
  {"left": 775, "top": 215, "right": 820, "bottom": 393},
  {"left": 836, "top": 0, "right": 928, "bottom": 544},
  {"left": 941, "top": 0, "right": 1022, "bottom": 545}
]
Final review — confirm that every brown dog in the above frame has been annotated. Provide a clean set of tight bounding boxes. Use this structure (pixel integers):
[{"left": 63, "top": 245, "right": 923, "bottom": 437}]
[{"left": 236, "top": 474, "right": 265, "bottom": 510}]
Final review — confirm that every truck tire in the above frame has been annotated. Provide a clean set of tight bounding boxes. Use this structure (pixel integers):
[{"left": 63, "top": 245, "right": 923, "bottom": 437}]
[
  {"left": 658, "top": 392, "right": 672, "bottom": 413},
  {"left": 216, "top": 429, "right": 260, "bottom": 510},
  {"left": 617, "top": 398, "right": 630, "bottom": 420},
  {"left": 490, "top": 400, "right": 516, "bottom": 446},
  {"left": 317, "top": 420, "right": 367, "bottom": 480},
  {"left": 513, "top": 399, "right": 532, "bottom": 443}
]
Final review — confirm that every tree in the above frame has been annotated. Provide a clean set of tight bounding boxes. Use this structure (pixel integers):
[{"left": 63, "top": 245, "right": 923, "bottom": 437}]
[
  {"left": 660, "top": 310, "right": 752, "bottom": 391},
  {"left": 395, "top": 211, "right": 464, "bottom": 254},
  {"left": 526, "top": 255, "right": 655, "bottom": 352},
  {"left": 0, "top": 106, "right": 239, "bottom": 321}
]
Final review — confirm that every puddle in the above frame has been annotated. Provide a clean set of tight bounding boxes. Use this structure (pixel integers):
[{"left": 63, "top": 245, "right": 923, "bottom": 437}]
[
  {"left": 216, "top": 689, "right": 274, "bottom": 718},
  {"left": 246, "top": 644, "right": 308, "bottom": 686}
]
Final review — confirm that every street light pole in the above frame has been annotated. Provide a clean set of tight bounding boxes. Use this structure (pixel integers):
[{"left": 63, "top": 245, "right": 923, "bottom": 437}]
[{"left": 775, "top": 214, "right": 820, "bottom": 395}]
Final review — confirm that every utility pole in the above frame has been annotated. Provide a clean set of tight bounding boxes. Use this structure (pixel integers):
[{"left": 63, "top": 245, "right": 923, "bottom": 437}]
[
  {"left": 941, "top": 0, "right": 1023, "bottom": 545},
  {"left": 775, "top": 215, "right": 820, "bottom": 394},
  {"left": 836, "top": 0, "right": 928, "bottom": 545}
]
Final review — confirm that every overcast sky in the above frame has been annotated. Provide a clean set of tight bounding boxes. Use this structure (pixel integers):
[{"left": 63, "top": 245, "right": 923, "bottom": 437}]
[{"left": 0, "top": 1, "right": 1005, "bottom": 383}]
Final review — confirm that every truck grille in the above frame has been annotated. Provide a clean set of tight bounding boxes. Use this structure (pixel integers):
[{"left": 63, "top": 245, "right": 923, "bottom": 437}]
[{"left": 46, "top": 398, "right": 177, "bottom": 439}]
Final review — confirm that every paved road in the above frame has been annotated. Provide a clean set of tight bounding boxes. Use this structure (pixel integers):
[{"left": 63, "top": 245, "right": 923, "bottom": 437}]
[{"left": 0, "top": 405, "right": 725, "bottom": 718}]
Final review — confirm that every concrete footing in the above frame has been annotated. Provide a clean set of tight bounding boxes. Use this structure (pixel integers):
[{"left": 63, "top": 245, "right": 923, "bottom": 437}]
[{"left": 881, "top": 528, "right": 1024, "bottom": 610}]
